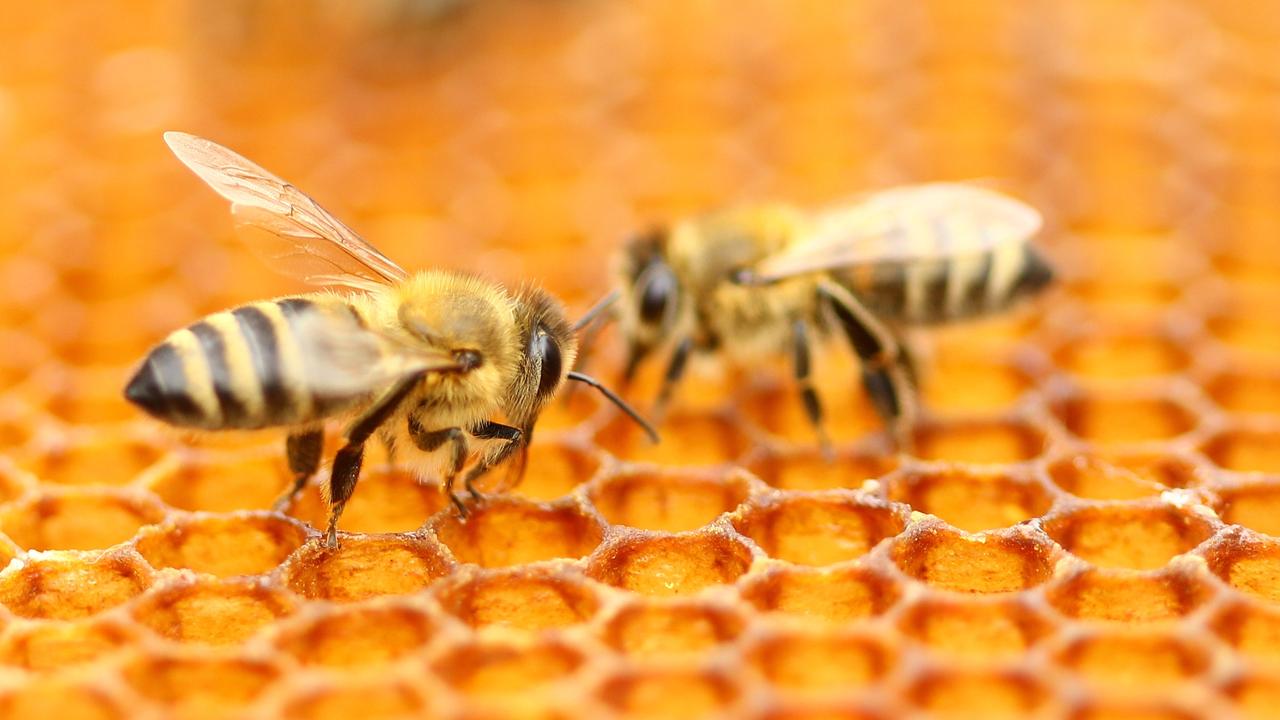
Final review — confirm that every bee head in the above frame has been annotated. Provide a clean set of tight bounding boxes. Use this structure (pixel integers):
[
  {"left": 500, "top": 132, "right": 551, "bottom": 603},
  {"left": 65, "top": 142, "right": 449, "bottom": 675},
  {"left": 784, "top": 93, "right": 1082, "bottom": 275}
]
[
  {"left": 506, "top": 285, "right": 578, "bottom": 435},
  {"left": 620, "top": 227, "right": 681, "bottom": 380}
]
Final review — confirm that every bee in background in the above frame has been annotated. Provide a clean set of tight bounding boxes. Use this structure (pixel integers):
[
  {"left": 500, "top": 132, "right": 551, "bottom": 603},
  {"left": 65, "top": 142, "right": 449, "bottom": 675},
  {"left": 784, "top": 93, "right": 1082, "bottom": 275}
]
[
  {"left": 583, "top": 183, "right": 1052, "bottom": 453},
  {"left": 125, "top": 132, "right": 656, "bottom": 547}
]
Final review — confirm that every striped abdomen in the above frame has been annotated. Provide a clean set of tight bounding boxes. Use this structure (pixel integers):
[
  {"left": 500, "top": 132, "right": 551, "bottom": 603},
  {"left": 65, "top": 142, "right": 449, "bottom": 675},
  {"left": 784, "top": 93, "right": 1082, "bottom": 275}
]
[
  {"left": 839, "top": 242, "right": 1053, "bottom": 325},
  {"left": 125, "top": 296, "right": 360, "bottom": 430}
]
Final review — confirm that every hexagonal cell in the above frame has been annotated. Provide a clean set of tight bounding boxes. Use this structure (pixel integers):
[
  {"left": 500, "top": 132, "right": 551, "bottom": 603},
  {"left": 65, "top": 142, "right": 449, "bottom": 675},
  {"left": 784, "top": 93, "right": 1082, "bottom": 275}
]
[
  {"left": 905, "top": 668, "right": 1050, "bottom": 718},
  {"left": 597, "top": 667, "right": 740, "bottom": 720},
  {"left": 747, "top": 628, "right": 895, "bottom": 693},
  {"left": 433, "top": 638, "right": 584, "bottom": 697},
  {"left": 1223, "top": 669, "right": 1280, "bottom": 720},
  {"left": 1053, "top": 391, "right": 1198, "bottom": 446},
  {"left": 25, "top": 431, "right": 164, "bottom": 486},
  {"left": 0, "top": 458, "right": 33, "bottom": 503},
  {"left": 276, "top": 602, "right": 437, "bottom": 667},
  {"left": 1043, "top": 505, "right": 1215, "bottom": 570},
  {"left": 600, "top": 600, "right": 744, "bottom": 656},
  {"left": 284, "top": 534, "right": 452, "bottom": 602},
  {"left": 923, "top": 352, "right": 1034, "bottom": 412},
  {"left": 911, "top": 418, "right": 1046, "bottom": 464},
  {"left": 897, "top": 595, "right": 1053, "bottom": 659},
  {"left": 595, "top": 411, "right": 749, "bottom": 466},
  {"left": 891, "top": 525, "right": 1055, "bottom": 593},
  {"left": 587, "top": 532, "right": 752, "bottom": 597},
  {"left": 589, "top": 468, "right": 749, "bottom": 533},
  {"left": 885, "top": 467, "right": 1051, "bottom": 533},
  {"left": 744, "top": 447, "right": 898, "bottom": 492},
  {"left": 737, "top": 378, "right": 883, "bottom": 446},
  {"left": 437, "top": 566, "right": 600, "bottom": 631},
  {"left": 1209, "top": 599, "right": 1280, "bottom": 664},
  {"left": 1055, "top": 329, "right": 1191, "bottom": 380},
  {"left": 1206, "top": 367, "right": 1280, "bottom": 416},
  {"left": 122, "top": 652, "right": 280, "bottom": 718},
  {"left": 1204, "top": 428, "right": 1280, "bottom": 474},
  {"left": 1055, "top": 630, "right": 1210, "bottom": 688},
  {"left": 0, "top": 678, "right": 128, "bottom": 720},
  {"left": 148, "top": 448, "right": 291, "bottom": 513},
  {"left": 1047, "top": 454, "right": 1167, "bottom": 500},
  {"left": 0, "top": 488, "right": 165, "bottom": 551},
  {"left": 503, "top": 440, "right": 603, "bottom": 501},
  {"left": 0, "top": 552, "right": 152, "bottom": 620},
  {"left": 289, "top": 465, "right": 444, "bottom": 536},
  {"left": 734, "top": 494, "right": 904, "bottom": 565},
  {"left": 741, "top": 565, "right": 902, "bottom": 624},
  {"left": 1209, "top": 311, "right": 1280, "bottom": 362},
  {"left": 40, "top": 364, "right": 140, "bottom": 425},
  {"left": 1046, "top": 567, "right": 1215, "bottom": 623},
  {"left": 434, "top": 499, "right": 603, "bottom": 567},
  {"left": 1217, "top": 482, "right": 1280, "bottom": 536},
  {"left": 752, "top": 706, "right": 893, "bottom": 720},
  {"left": 135, "top": 512, "right": 309, "bottom": 577},
  {"left": 0, "top": 619, "right": 135, "bottom": 670},
  {"left": 1204, "top": 533, "right": 1280, "bottom": 603},
  {"left": 132, "top": 577, "right": 296, "bottom": 645},
  {"left": 282, "top": 678, "right": 429, "bottom": 720}
]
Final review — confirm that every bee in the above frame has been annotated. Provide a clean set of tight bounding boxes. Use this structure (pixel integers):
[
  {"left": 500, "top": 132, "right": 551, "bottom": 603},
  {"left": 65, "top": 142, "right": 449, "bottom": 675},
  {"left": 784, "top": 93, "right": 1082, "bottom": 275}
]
[
  {"left": 125, "top": 132, "right": 656, "bottom": 547},
  {"left": 586, "top": 183, "right": 1053, "bottom": 452}
]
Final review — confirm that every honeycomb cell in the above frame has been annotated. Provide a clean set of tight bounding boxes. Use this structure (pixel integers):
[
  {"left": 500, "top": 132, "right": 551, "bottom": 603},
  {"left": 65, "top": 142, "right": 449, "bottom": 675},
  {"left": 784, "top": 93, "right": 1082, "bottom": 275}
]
[
  {"left": 1204, "top": 533, "right": 1280, "bottom": 603},
  {"left": 284, "top": 534, "right": 452, "bottom": 602},
  {"left": 1206, "top": 368, "right": 1280, "bottom": 416},
  {"left": 597, "top": 667, "right": 740, "bottom": 720},
  {"left": 0, "top": 678, "right": 128, "bottom": 720},
  {"left": 132, "top": 577, "right": 296, "bottom": 645},
  {"left": 892, "top": 525, "right": 1055, "bottom": 593},
  {"left": 741, "top": 565, "right": 902, "bottom": 624},
  {"left": 897, "top": 595, "right": 1053, "bottom": 658},
  {"left": 436, "top": 567, "right": 600, "bottom": 631},
  {"left": 122, "top": 652, "right": 280, "bottom": 719},
  {"left": 1054, "top": 391, "right": 1199, "bottom": 446},
  {"left": 905, "top": 668, "right": 1051, "bottom": 719},
  {"left": 135, "top": 512, "right": 310, "bottom": 577},
  {"left": 433, "top": 638, "right": 584, "bottom": 697},
  {"left": 1223, "top": 670, "right": 1280, "bottom": 720},
  {"left": 281, "top": 678, "right": 429, "bottom": 720},
  {"left": 1203, "top": 428, "right": 1280, "bottom": 474},
  {"left": 148, "top": 448, "right": 291, "bottom": 513},
  {"left": 1217, "top": 482, "right": 1280, "bottom": 537},
  {"left": 923, "top": 351, "right": 1034, "bottom": 412},
  {"left": 1055, "top": 328, "right": 1191, "bottom": 380},
  {"left": 289, "top": 465, "right": 445, "bottom": 535},
  {"left": 1209, "top": 310, "right": 1280, "bottom": 361},
  {"left": 434, "top": 499, "right": 603, "bottom": 567},
  {"left": 734, "top": 493, "right": 904, "bottom": 565},
  {"left": 884, "top": 467, "right": 1052, "bottom": 533},
  {"left": 1046, "top": 566, "right": 1215, "bottom": 622},
  {"left": 911, "top": 418, "right": 1047, "bottom": 464},
  {"left": 0, "top": 551, "right": 152, "bottom": 620},
  {"left": 747, "top": 628, "right": 895, "bottom": 693},
  {"left": 600, "top": 600, "right": 744, "bottom": 656},
  {"left": 1047, "top": 454, "right": 1167, "bottom": 500},
  {"left": 744, "top": 447, "right": 898, "bottom": 492},
  {"left": 1209, "top": 599, "right": 1280, "bottom": 664},
  {"left": 507, "top": 440, "right": 603, "bottom": 501},
  {"left": 1055, "top": 630, "right": 1211, "bottom": 688},
  {"left": 595, "top": 411, "right": 749, "bottom": 466},
  {"left": 1043, "top": 505, "right": 1215, "bottom": 570},
  {"left": 26, "top": 431, "right": 163, "bottom": 486},
  {"left": 587, "top": 531, "right": 753, "bottom": 597},
  {"left": 0, "top": 619, "right": 135, "bottom": 670},
  {"left": 0, "top": 458, "right": 33, "bottom": 503},
  {"left": 275, "top": 602, "right": 437, "bottom": 667},
  {"left": 0, "top": 488, "right": 165, "bottom": 551},
  {"left": 590, "top": 468, "right": 750, "bottom": 532}
]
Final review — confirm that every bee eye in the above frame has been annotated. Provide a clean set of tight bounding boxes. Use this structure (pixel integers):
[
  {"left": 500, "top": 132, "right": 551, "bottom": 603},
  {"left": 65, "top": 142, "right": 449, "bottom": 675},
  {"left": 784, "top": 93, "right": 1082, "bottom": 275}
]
[
  {"left": 533, "top": 327, "right": 563, "bottom": 398},
  {"left": 639, "top": 264, "right": 676, "bottom": 325}
]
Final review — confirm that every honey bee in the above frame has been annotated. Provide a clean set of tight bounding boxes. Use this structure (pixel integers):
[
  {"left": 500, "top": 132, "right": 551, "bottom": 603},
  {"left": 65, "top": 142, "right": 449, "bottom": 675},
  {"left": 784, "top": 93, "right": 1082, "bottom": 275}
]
[
  {"left": 589, "top": 184, "right": 1053, "bottom": 451},
  {"left": 125, "top": 132, "right": 656, "bottom": 546}
]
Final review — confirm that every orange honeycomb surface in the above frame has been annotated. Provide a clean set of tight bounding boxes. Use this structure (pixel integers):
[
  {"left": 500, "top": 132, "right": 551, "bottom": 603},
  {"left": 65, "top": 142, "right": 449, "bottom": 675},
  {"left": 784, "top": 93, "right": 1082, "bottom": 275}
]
[{"left": 2, "top": 1, "right": 1280, "bottom": 718}]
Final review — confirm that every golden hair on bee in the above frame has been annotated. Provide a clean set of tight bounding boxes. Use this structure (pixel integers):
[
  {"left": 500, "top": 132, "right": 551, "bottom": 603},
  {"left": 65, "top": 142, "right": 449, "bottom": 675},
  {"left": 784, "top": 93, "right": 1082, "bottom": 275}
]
[{"left": 125, "top": 131, "right": 656, "bottom": 547}]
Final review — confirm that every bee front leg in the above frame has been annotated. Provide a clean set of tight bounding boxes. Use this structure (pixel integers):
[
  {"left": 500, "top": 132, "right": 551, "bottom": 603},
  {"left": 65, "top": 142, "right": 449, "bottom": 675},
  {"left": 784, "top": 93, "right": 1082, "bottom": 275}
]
[
  {"left": 274, "top": 427, "right": 323, "bottom": 513},
  {"left": 408, "top": 418, "right": 470, "bottom": 517},
  {"left": 791, "top": 319, "right": 834, "bottom": 460},
  {"left": 463, "top": 420, "right": 523, "bottom": 499}
]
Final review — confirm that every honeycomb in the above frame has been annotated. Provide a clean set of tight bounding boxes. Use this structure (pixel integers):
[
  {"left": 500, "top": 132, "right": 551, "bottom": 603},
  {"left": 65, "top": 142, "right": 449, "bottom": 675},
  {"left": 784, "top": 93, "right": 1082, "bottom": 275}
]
[{"left": 3, "top": 0, "right": 1280, "bottom": 717}]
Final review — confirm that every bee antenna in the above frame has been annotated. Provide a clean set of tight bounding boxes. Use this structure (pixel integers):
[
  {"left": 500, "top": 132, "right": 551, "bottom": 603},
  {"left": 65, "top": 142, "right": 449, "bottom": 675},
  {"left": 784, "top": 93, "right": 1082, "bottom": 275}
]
[
  {"left": 573, "top": 291, "right": 620, "bottom": 331},
  {"left": 566, "top": 371, "right": 660, "bottom": 444}
]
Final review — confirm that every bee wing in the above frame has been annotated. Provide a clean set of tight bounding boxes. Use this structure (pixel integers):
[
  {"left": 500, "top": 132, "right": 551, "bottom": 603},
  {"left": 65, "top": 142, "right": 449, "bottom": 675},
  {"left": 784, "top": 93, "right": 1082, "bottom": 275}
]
[
  {"left": 749, "top": 183, "right": 1042, "bottom": 282},
  {"left": 289, "top": 305, "right": 462, "bottom": 399},
  {"left": 164, "top": 131, "right": 409, "bottom": 290}
]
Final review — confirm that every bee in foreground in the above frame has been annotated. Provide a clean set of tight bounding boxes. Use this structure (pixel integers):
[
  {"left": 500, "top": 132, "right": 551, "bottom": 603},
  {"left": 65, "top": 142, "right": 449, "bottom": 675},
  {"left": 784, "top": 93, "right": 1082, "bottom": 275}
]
[
  {"left": 583, "top": 183, "right": 1053, "bottom": 452},
  {"left": 125, "top": 132, "right": 657, "bottom": 547}
]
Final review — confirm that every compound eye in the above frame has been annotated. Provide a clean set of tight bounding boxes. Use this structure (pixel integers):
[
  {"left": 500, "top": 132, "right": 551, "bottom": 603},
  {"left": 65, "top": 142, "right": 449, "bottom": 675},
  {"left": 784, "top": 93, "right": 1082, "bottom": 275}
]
[
  {"left": 533, "top": 327, "right": 563, "bottom": 398},
  {"left": 639, "top": 264, "right": 676, "bottom": 325}
]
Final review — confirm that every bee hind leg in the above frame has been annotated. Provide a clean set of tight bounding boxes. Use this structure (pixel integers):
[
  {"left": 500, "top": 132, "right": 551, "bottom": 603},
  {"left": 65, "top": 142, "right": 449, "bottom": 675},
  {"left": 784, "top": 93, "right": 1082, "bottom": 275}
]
[
  {"left": 463, "top": 420, "right": 523, "bottom": 500},
  {"left": 791, "top": 319, "right": 834, "bottom": 460},
  {"left": 274, "top": 427, "right": 323, "bottom": 513},
  {"left": 408, "top": 419, "right": 470, "bottom": 517}
]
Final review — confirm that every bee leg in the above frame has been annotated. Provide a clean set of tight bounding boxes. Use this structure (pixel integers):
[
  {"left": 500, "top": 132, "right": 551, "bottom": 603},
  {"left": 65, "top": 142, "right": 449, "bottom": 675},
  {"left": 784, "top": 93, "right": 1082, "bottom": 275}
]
[
  {"left": 463, "top": 420, "right": 523, "bottom": 500},
  {"left": 273, "top": 428, "right": 323, "bottom": 513},
  {"left": 324, "top": 374, "right": 424, "bottom": 547},
  {"left": 791, "top": 319, "right": 833, "bottom": 460},
  {"left": 652, "top": 336, "right": 693, "bottom": 422},
  {"left": 408, "top": 419, "right": 470, "bottom": 516},
  {"left": 817, "top": 281, "right": 918, "bottom": 452}
]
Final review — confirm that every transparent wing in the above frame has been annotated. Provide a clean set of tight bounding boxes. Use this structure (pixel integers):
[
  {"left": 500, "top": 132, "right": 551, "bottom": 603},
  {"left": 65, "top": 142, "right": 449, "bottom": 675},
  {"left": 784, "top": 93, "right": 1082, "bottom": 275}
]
[
  {"left": 164, "top": 131, "right": 409, "bottom": 289},
  {"left": 750, "top": 183, "right": 1042, "bottom": 282},
  {"left": 290, "top": 305, "right": 461, "bottom": 399}
]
